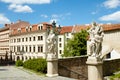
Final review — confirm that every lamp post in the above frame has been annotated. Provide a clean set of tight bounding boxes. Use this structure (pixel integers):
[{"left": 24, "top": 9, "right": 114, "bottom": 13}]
[{"left": 46, "top": 21, "right": 61, "bottom": 77}]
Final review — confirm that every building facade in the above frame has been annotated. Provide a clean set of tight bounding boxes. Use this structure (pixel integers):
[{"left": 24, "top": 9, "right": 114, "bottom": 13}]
[
  {"left": 9, "top": 21, "right": 52, "bottom": 61},
  {"left": 0, "top": 26, "right": 9, "bottom": 59},
  {"left": 0, "top": 20, "right": 120, "bottom": 61}
]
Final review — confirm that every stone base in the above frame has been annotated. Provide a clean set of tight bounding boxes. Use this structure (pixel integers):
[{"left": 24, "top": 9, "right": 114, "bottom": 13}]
[
  {"left": 86, "top": 56, "right": 103, "bottom": 65},
  {"left": 46, "top": 74, "right": 58, "bottom": 77},
  {"left": 46, "top": 53, "right": 58, "bottom": 77},
  {"left": 86, "top": 56, "right": 103, "bottom": 80}
]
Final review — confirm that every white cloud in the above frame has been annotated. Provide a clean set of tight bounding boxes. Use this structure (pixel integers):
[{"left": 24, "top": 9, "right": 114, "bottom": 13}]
[
  {"left": 41, "top": 14, "right": 48, "bottom": 18},
  {"left": 0, "top": 14, "right": 11, "bottom": 24},
  {"left": 99, "top": 11, "right": 120, "bottom": 22},
  {"left": 0, "top": 0, "right": 52, "bottom": 13},
  {"left": 91, "top": 11, "right": 98, "bottom": 15},
  {"left": 103, "top": 0, "right": 120, "bottom": 9},
  {"left": 8, "top": 4, "right": 33, "bottom": 13},
  {"left": 0, "top": 0, "right": 51, "bottom": 4}
]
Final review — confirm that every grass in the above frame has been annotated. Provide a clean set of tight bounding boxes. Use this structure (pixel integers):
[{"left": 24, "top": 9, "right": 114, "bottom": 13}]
[{"left": 110, "top": 72, "right": 120, "bottom": 80}]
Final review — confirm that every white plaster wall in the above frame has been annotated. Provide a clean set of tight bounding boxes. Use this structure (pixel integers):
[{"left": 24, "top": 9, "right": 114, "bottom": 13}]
[
  {"left": 58, "top": 33, "right": 73, "bottom": 58},
  {"left": 58, "top": 35, "right": 64, "bottom": 58},
  {"left": 110, "top": 50, "right": 120, "bottom": 59},
  {"left": 0, "top": 30, "right": 9, "bottom": 54},
  {"left": 9, "top": 31, "right": 47, "bottom": 59},
  {"left": 103, "top": 30, "right": 120, "bottom": 53}
]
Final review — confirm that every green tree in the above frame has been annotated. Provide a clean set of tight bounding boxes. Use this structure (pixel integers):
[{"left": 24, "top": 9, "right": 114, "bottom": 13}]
[{"left": 62, "top": 30, "right": 88, "bottom": 57}]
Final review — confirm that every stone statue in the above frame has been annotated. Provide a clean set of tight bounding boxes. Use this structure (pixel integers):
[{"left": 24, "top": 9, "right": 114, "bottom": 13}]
[
  {"left": 47, "top": 30, "right": 56, "bottom": 54},
  {"left": 88, "top": 22, "right": 104, "bottom": 57}
]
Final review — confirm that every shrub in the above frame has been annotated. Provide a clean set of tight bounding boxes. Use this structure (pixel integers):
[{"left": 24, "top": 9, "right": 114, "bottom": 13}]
[
  {"left": 15, "top": 60, "right": 23, "bottom": 66},
  {"left": 23, "top": 58, "right": 47, "bottom": 73}
]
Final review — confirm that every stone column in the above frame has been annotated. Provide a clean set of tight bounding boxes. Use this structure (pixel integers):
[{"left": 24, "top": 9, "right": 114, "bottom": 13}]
[
  {"left": 86, "top": 57, "right": 103, "bottom": 80},
  {"left": 46, "top": 53, "right": 58, "bottom": 77}
]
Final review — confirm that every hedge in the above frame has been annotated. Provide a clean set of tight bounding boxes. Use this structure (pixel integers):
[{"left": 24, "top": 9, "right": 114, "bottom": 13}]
[
  {"left": 23, "top": 58, "right": 47, "bottom": 73},
  {"left": 15, "top": 60, "right": 23, "bottom": 66}
]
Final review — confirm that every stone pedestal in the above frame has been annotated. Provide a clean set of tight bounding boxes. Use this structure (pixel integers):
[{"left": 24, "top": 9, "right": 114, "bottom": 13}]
[
  {"left": 86, "top": 57, "right": 103, "bottom": 80},
  {"left": 46, "top": 53, "right": 58, "bottom": 77}
]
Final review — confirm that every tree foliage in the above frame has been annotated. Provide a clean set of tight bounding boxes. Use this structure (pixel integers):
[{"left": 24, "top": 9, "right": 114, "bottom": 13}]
[{"left": 62, "top": 30, "right": 88, "bottom": 57}]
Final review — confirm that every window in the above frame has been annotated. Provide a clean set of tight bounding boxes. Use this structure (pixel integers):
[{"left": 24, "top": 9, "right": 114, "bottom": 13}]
[
  {"left": 38, "top": 46, "right": 40, "bottom": 52},
  {"left": 29, "top": 37, "right": 31, "bottom": 41},
  {"left": 18, "top": 30, "right": 21, "bottom": 33},
  {"left": 17, "top": 39, "right": 18, "bottom": 42},
  {"left": 30, "top": 28, "right": 32, "bottom": 31},
  {"left": 38, "top": 36, "right": 43, "bottom": 41},
  {"left": 29, "top": 25, "right": 32, "bottom": 31},
  {"left": 22, "top": 38, "right": 24, "bottom": 42},
  {"left": 38, "top": 36, "right": 40, "bottom": 40},
  {"left": 14, "top": 39, "right": 16, "bottom": 43},
  {"left": 59, "top": 50, "right": 62, "bottom": 54},
  {"left": 59, "top": 43, "right": 62, "bottom": 47},
  {"left": 41, "top": 36, "right": 43, "bottom": 40},
  {"left": 66, "top": 32, "right": 69, "bottom": 36},
  {"left": 26, "top": 27, "right": 28, "bottom": 32},
  {"left": 33, "top": 46, "right": 35, "bottom": 52},
  {"left": 33, "top": 37, "right": 35, "bottom": 41},
  {"left": 38, "top": 26, "right": 40, "bottom": 30},
  {"left": 38, "top": 24, "right": 43, "bottom": 30},
  {"left": 26, "top": 46, "right": 28, "bottom": 52},
  {"left": 40, "top": 46, "right": 43, "bottom": 52},
  {"left": 26, "top": 28, "right": 28, "bottom": 32},
  {"left": 29, "top": 46, "right": 31, "bottom": 52},
  {"left": 26, "top": 37, "right": 28, "bottom": 41},
  {"left": 38, "top": 45, "right": 43, "bottom": 52},
  {"left": 18, "top": 28, "right": 21, "bottom": 33},
  {"left": 59, "top": 38, "right": 62, "bottom": 42},
  {"left": 14, "top": 46, "right": 15, "bottom": 52},
  {"left": 22, "top": 46, "right": 24, "bottom": 52},
  {"left": 17, "top": 38, "right": 20, "bottom": 42},
  {"left": 17, "top": 46, "right": 20, "bottom": 52}
]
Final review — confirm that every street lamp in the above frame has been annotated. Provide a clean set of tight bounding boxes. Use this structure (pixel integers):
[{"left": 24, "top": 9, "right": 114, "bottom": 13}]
[{"left": 47, "top": 21, "right": 61, "bottom": 35}]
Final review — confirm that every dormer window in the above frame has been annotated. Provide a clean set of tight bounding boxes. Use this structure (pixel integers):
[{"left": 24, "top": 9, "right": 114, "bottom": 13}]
[
  {"left": 26, "top": 26, "right": 28, "bottom": 32},
  {"left": 38, "top": 24, "right": 43, "bottom": 30},
  {"left": 18, "top": 28, "right": 21, "bottom": 33},
  {"left": 29, "top": 25, "right": 32, "bottom": 31}
]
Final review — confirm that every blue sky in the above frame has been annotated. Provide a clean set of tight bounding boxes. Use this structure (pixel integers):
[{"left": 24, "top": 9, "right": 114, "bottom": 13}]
[{"left": 0, "top": 0, "right": 120, "bottom": 27}]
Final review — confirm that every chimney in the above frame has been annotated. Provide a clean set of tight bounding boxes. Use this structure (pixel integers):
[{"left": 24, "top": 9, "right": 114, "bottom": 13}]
[
  {"left": 17, "top": 19, "right": 21, "bottom": 23},
  {"left": 4, "top": 24, "right": 10, "bottom": 28}
]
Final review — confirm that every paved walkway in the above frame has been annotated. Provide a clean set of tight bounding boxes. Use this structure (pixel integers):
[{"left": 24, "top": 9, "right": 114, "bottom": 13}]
[{"left": 0, "top": 66, "right": 76, "bottom": 80}]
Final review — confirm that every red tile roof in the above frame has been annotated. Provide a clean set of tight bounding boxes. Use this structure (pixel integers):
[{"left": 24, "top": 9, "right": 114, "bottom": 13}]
[
  {"left": 72, "top": 25, "right": 89, "bottom": 33},
  {"left": 102, "top": 24, "right": 120, "bottom": 31},
  {"left": 10, "top": 20, "right": 30, "bottom": 30},
  {"left": 60, "top": 26, "right": 73, "bottom": 34},
  {"left": 9, "top": 21, "right": 120, "bottom": 36},
  {"left": 72, "top": 24, "right": 120, "bottom": 33}
]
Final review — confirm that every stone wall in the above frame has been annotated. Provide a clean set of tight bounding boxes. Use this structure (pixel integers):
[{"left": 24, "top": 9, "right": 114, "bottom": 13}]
[
  {"left": 58, "top": 56, "right": 88, "bottom": 80},
  {"left": 58, "top": 56, "right": 120, "bottom": 80},
  {"left": 103, "top": 59, "right": 120, "bottom": 76}
]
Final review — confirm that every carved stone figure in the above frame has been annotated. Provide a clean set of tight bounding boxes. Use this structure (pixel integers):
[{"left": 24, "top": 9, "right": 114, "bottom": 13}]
[
  {"left": 47, "top": 30, "right": 56, "bottom": 54},
  {"left": 88, "top": 22, "right": 104, "bottom": 57}
]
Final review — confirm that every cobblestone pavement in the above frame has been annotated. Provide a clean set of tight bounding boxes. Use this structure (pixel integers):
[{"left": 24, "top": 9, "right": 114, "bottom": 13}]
[{"left": 0, "top": 66, "right": 76, "bottom": 80}]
